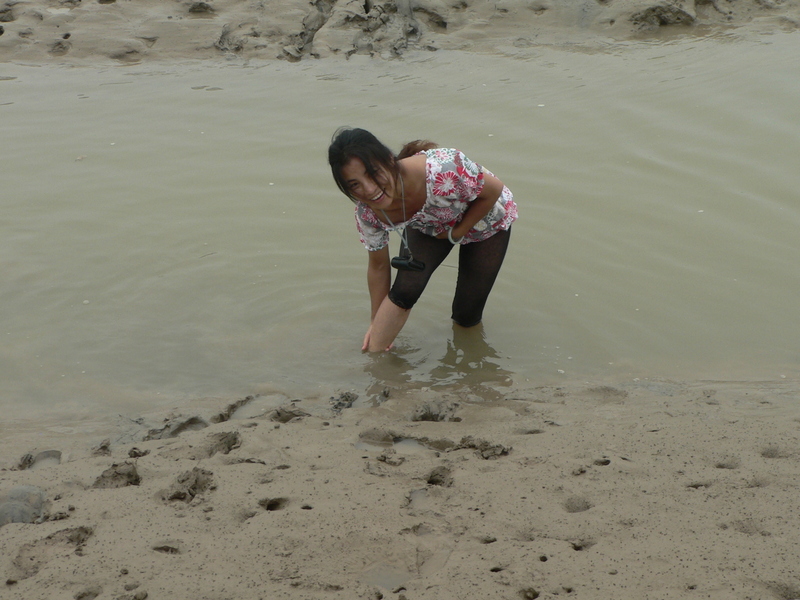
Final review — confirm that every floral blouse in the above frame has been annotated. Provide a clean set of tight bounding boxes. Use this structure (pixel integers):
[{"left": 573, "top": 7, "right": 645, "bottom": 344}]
[{"left": 355, "top": 148, "right": 518, "bottom": 251}]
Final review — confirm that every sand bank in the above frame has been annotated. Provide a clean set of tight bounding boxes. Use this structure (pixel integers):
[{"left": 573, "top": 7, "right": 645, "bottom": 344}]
[
  {"left": 1, "top": 0, "right": 799, "bottom": 64},
  {"left": 2, "top": 378, "right": 800, "bottom": 599}
]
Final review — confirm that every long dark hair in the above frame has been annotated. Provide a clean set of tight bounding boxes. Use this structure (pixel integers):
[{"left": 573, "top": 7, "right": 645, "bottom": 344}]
[{"left": 328, "top": 127, "right": 399, "bottom": 200}]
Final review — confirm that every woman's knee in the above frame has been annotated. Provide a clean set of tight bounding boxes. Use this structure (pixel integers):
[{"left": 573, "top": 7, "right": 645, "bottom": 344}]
[{"left": 388, "top": 288, "right": 420, "bottom": 310}]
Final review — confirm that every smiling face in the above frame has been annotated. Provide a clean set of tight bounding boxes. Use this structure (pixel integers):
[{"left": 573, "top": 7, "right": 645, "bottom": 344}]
[
  {"left": 328, "top": 127, "right": 404, "bottom": 213},
  {"left": 340, "top": 157, "right": 396, "bottom": 210}
]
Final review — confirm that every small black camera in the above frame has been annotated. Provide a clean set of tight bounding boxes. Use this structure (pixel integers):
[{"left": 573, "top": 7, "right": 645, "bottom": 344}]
[{"left": 391, "top": 256, "right": 426, "bottom": 272}]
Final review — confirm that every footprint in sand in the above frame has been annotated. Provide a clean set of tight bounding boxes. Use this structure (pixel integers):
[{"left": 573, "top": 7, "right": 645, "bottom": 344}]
[
  {"left": 728, "top": 518, "right": 771, "bottom": 536},
  {"left": 570, "top": 538, "right": 596, "bottom": 551},
  {"left": 714, "top": 456, "right": 741, "bottom": 470},
  {"left": 11, "top": 526, "right": 93, "bottom": 579},
  {"left": 258, "top": 497, "right": 290, "bottom": 511},
  {"left": 426, "top": 466, "right": 454, "bottom": 487},
  {"left": 764, "top": 581, "right": 800, "bottom": 599},
  {"left": 152, "top": 540, "right": 183, "bottom": 554},
  {"left": 562, "top": 495, "right": 593, "bottom": 513},
  {"left": 587, "top": 386, "right": 628, "bottom": 402},
  {"left": 761, "top": 445, "right": 788, "bottom": 459},
  {"left": 73, "top": 585, "right": 102, "bottom": 600}
]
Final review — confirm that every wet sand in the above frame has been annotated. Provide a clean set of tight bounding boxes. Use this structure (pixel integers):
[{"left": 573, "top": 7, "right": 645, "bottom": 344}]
[
  {"left": 2, "top": 379, "right": 800, "bottom": 599},
  {"left": 0, "top": 0, "right": 799, "bottom": 64}
]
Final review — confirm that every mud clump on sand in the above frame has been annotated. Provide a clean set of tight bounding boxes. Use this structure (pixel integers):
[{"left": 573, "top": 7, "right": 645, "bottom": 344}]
[
  {"left": 0, "top": 0, "right": 797, "bottom": 64},
  {"left": 159, "top": 467, "right": 214, "bottom": 503},
  {"left": 92, "top": 463, "right": 141, "bottom": 489}
]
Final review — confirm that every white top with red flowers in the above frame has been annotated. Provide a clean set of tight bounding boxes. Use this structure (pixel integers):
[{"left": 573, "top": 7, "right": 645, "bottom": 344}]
[{"left": 354, "top": 148, "right": 518, "bottom": 251}]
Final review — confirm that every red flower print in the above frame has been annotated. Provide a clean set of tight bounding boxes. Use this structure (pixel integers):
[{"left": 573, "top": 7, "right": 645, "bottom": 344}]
[
  {"left": 433, "top": 171, "right": 460, "bottom": 196},
  {"left": 457, "top": 165, "right": 479, "bottom": 185},
  {"left": 434, "top": 149, "right": 453, "bottom": 161}
]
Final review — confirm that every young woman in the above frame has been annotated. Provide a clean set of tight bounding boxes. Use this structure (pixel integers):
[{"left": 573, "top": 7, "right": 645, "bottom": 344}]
[{"left": 328, "top": 127, "right": 517, "bottom": 352}]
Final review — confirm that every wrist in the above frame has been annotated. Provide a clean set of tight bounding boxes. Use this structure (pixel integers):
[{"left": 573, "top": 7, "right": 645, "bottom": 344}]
[{"left": 447, "top": 228, "right": 462, "bottom": 245}]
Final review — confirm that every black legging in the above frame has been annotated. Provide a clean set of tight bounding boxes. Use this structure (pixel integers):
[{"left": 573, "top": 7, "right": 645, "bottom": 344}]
[{"left": 388, "top": 227, "right": 511, "bottom": 327}]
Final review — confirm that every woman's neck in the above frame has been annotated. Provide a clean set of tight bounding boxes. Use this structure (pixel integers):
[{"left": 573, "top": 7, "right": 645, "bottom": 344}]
[
  {"left": 371, "top": 154, "right": 427, "bottom": 227},
  {"left": 397, "top": 154, "right": 427, "bottom": 208}
]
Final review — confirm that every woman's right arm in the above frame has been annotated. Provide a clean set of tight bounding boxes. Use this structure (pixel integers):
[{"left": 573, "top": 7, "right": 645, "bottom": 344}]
[
  {"left": 363, "top": 247, "right": 394, "bottom": 351},
  {"left": 367, "top": 247, "right": 391, "bottom": 321}
]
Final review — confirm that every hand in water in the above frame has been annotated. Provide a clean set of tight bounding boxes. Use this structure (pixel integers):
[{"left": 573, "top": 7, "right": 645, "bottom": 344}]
[{"left": 362, "top": 328, "right": 393, "bottom": 352}]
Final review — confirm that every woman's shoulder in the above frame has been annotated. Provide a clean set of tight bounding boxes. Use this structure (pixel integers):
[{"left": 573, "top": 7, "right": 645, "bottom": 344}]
[
  {"left": 424, "top": 149, "right": 483, "bottom": 177},
  {"left": 423, "top": 148, "right": 477, "bottom": 168},
  {"left": 424, "top": 148, "right": 459, "bottom": 160}
]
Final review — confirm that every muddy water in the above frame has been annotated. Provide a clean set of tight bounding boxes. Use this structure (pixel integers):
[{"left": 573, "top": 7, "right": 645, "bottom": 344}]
[{"left": 2, "top": 31, "right": 799, "bottom": 423}]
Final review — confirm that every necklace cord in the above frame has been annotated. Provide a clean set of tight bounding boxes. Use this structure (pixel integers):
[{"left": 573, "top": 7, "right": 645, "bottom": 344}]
[{"left": 381, "top": 173, "right": 412, "bottom": 257}]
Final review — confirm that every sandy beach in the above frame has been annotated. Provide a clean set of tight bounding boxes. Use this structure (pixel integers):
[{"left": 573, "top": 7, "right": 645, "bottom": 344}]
[
  {"left": 3, "top": 0, "right": 800, "bottom": 598},
  {"left": 2, "top": 378, "right": 800, "bottom": 599}
]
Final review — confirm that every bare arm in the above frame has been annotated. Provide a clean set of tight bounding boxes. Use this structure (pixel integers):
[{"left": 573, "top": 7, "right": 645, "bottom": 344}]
[
  {"left": 366, "top": 247, "right": 391, "bottom": 320},
  {"left": 363, "top": 247, "right": 410, "bottom": 352},
  {"left": 364, "top": 297, "right": 411, "bottom": 352}
]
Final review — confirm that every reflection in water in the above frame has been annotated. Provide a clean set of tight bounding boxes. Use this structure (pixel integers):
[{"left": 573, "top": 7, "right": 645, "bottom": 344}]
[
  {"left": 364, "top": 323, "right": 514, "bottom": 402},
  {"left": 430, "top": 323, "right": 514, "bottom": 392}
]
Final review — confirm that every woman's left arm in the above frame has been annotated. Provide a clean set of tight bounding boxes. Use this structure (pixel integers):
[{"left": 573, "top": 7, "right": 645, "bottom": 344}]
[{"left": 438, "top": 173, "right": 505, "bottom": 240}]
